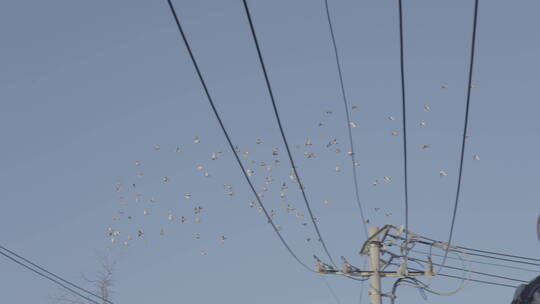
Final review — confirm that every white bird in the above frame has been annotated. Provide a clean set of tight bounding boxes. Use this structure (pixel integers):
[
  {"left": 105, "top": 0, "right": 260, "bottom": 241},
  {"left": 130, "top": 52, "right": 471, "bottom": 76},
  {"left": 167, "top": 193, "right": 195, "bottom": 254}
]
[
  {"left": 194, "top": 136, "right": 200, "bottom": 143},
  {"left": 350, "top": 122, "right": 358, "bottom": 128},
  {"left": 473, "top": 155, "right": 480, "bottom": 161},
  {"left": 439, "top": 170, "right": 448, "bottom": 177}
]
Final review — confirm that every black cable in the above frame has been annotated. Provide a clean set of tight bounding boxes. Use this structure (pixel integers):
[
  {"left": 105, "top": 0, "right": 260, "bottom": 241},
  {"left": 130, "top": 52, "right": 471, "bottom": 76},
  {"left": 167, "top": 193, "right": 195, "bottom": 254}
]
[
  {"left": 395, "top": 235, "right": 540, "bottom": 267},
  {"left": 0, "top": 245, "right": 113, "bottom": 304},
  {"left": 437, "top": 272, "right": 518, "bottom": 288},
  {"left": 0, "top": 249, "right": 100, "bottom": 304},
  {"left": 442, "top": 0, "right": 480, "bottom": 266},
  {"left": 397, "top": 0, "right": 410, "bottom": 251},
  {"left": 458, "top": 250, "right": 540, "bottom": 267},
  {"left": 323, "top": 0, "right": 368, "bottom": 239},
  {"left": 165, "top": 0, "right": 314, "bottom": 273},
  {"left": 407, "top": 256, "right": 529, "bottom": 283},
  {"left": 390, "top": 277, "right": 427, "bottom": 304},
  {"left": 407, "top": 266, "right": 519, "bottom": 288},
  {"left": 240, "top": 0, "right": 336, "bottom": 267},
  {"left": 454, "top": 246, "right": 540, "bottom": 262},
  {"left": 410, "top": 249, "right": 540, "bottom": 273}
]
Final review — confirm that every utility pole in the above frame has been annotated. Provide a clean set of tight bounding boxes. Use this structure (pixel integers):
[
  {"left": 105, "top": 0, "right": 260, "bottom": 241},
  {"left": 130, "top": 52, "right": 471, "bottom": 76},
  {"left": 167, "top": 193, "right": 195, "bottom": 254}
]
[
  {"left": 314, "top": 225, "right": 427, "bottom": 304},
  {"left": 368, "top": 226, "right": 382, "bottom": 304}
]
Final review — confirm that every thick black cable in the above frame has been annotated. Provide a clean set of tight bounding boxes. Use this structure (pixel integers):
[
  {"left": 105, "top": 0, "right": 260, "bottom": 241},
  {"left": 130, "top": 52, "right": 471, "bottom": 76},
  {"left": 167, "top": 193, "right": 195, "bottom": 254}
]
[
  {"left": 442, "top": 0, "right": 480, "bottom": 266},
  {"left": 165, "top": 0, "right": 314, "bottom": 273},
  {"left": 0, "top": 245, "right": 112, "bottom": 304},
  {"left": 410, "top": 249, "right": 540, "bottom": 273},
  {"left": 408, "top": 256, "right": 529, "bottom": 283},
  {"left": 397, "top": 0, "right": 410, "bottom": 250},
  {"left": 0, "top": 249, "right": 100, "bottom": 304},
  {"left": 323, "top": 0, "right": 368, "bottom": 239},
  {"left": 241, "top": 0, "right": 336, "bottom": 267}
]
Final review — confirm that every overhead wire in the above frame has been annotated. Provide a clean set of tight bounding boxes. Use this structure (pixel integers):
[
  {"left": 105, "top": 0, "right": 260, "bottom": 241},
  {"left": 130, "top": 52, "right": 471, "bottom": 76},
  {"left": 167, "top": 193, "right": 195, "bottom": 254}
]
[
  {"left": 407, "top": 256, "right": 529, "bottom": 284},
  {"left": 240, "top": 0, "right": 337, "bottom": 267},
  {"left": 323, "top": 0, "right": 368, "bottom": 239},
  {"left": 396, "top": 0, "right": 411, "bottom": 251},
  {"left": 404, "top": 236, "right": 540, "bottom": 267},
  {"left": 321, "top": 277, "right": 342, "bottom": 304},
  {"left": 410, "top": 249, "right": 540, "bottom": 274},
  {"left": 452, "top": 245, "right": 540, "bottom": 262},
  {"left": 165, "top": 0, "right": 314, "bottom": 273},
  {"left": 0, "top": 249, "right": 101, "bottom": 304},
  {"left": 442, "top": 0, "right": 480, "bottom": 267}
]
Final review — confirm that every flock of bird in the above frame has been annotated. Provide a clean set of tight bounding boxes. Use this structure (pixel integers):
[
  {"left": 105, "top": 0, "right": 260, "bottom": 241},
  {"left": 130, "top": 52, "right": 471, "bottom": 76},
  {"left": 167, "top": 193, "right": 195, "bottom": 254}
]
[{"left": 106, "top": 83, "right": 480, "bottom": 256}]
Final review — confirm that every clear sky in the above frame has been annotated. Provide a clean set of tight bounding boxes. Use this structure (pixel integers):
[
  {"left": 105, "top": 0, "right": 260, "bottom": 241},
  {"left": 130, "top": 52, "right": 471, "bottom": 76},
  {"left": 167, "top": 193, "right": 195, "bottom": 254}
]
[{"left": 1, "top": 1, "right": 539, "bottom": 303}]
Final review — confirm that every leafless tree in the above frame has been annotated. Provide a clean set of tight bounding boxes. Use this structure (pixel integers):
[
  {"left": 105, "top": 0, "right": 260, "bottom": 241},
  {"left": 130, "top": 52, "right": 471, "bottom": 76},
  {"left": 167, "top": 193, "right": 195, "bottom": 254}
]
[{"left": 52, "top": 256, "right": 115, "bottom": 304}]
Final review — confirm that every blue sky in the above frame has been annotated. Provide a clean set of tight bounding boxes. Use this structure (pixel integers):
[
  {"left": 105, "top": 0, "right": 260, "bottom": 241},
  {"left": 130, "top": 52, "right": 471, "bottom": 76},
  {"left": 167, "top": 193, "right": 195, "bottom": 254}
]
[{"left": 1, "top": 1, "right": 539, "bottom": 303}]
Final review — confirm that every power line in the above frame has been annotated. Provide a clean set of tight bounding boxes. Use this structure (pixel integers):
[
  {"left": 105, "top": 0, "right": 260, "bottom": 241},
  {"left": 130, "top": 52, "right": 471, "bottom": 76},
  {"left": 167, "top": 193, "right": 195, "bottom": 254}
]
[
  {"left": 240, "top": 0, "right": 336, "bottom": 267},
  {"left": 0, "top": 245, "right": 113, "bottom": 304},
  {"left": 0, "top": 249, "right": 101, "bottom": 304},
  {"left": 410, "top": 249, "right": 540, "bottom": 274},
  {"left": 396, "top": 0, "right": 411, "bottom": 250},
  {"left": 442, "top": 0, "right": 480, "bottom": 266},
  {"left": 454, "top": 245, "right": 540, "bottom": 262},
  {"left": 418, "top": 235, "right": 540, "bottom": 263},
  {"left": 437, "top": 272, "right": 518, "bottom": 289},
  {"left": 407, "top": 256, "right": 529, "bottom": 284},
  {"left": 323, "top": 0, "right": 368, "bottom": 240},
  {"left": 165, "top": 0, "right": 314, "bottom": 273},
  {"left": 408, "top": 266, "right": 519, "bottom": 289},
  {"left": 388, "top": 233, "right": 540, "bottom": 267}
]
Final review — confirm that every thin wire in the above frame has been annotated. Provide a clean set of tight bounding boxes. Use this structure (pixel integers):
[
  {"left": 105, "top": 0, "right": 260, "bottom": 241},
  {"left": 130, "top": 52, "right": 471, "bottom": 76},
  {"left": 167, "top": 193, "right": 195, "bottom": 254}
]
[
  {"left": 456, "top": 250, "right": 540, "bottom": 267},
  {"left": 407, "top": 266, "right": 518, "bottom": 288},
  {"left": 321, "top": 277, "right": 342, "bottom": 304},
  {"left": 404, "top": 236, "right": 540, "bottom": 267},
  {"left": 436, "top": 272, "right": 518, "bottom": 288},
  {"left": 407, "top": 256, "right": 529, "bottom": 283},
  {"left": 418, "top": 234, "right": 540, "bottom": 263},
  {"left": 0, "top": 245, "right": 112, "bottom": 304},
  {"left": 411, "top": 249, "right": 540, "bottom": 273},
  {"left": 359, "top": 279, "right": 366, "bottom": 304},
  {"left": 455, "top": 245, "right": 540, "bottom": 262},
  {"left": 397, "top": 0, "right": 410, "bottom": 250},
  {"left": 323, "top": 0, "right": 368, "bottom": 239},
  {"left": 0, "top": 249, "right": 100, "bottom": 304},
  {"left": 442, "top": 0, "right": 480, "bottom": 266},
  {"left": 165, "top": 0, "right": 314, "bottom": 273},
  {"left": 241, "top": 0, "right": 336, "bottom": 267}
]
